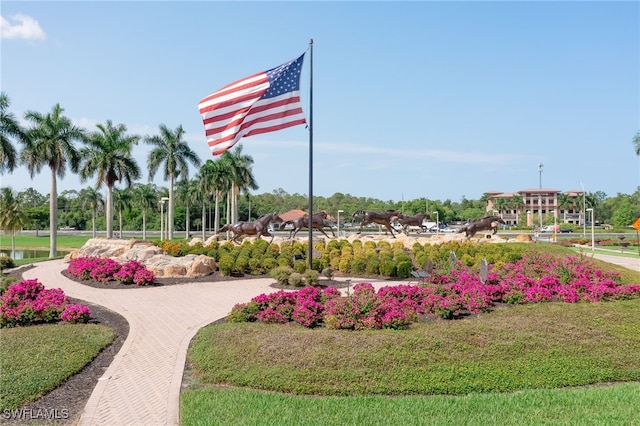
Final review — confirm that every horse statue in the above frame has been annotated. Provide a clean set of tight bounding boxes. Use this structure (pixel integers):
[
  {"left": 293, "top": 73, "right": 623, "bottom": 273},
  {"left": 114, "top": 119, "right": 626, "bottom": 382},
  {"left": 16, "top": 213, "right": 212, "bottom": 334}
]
[
  {"left": 281, "top": 211, "right": 336, "bottom": 239},
  {"left": 397, "top": 212, "right": 431, "bottom": 234},
  {"left": 218, "top": 213, "right": 283, "bottom": 244},
  {"left": 457, "top": 215, "right": 506, "bottom": 239},
  {"left": 352, "top": 210, "right": 402, "bottom": 237}
]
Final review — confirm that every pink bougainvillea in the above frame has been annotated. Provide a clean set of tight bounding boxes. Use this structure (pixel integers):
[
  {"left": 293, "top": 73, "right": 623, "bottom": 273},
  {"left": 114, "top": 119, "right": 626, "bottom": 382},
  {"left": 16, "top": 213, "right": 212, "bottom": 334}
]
[
  {"left": 228, "top": 252, "right": 640, "bottom": 330},
  {"left": 0, "top": 279, "right": 91, "bottom": 328}
]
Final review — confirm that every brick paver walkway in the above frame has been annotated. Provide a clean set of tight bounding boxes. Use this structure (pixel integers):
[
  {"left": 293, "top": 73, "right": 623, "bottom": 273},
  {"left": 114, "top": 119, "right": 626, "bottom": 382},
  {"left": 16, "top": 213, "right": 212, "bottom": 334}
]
[
  {"left": 21, "top": 253, "right": 639, "bottom": 425},
  {"left": 22, "top": 260, "right": 388, "bottom": 426}
]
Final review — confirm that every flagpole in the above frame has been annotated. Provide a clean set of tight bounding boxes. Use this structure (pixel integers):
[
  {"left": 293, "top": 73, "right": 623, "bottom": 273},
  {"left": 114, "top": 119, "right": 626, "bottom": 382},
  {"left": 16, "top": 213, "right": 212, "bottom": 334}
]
[{"left": 307, "top": 39, "right": 314, "bottom": 270}]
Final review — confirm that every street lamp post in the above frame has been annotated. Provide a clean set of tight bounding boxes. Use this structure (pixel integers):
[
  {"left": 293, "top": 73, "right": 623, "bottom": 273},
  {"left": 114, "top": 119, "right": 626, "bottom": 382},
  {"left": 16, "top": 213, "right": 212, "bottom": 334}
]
[
  {"left": 160, "top": 201, "right": 164, "bottom": 241},
  {"left": 586, "top": 208, "right": 594, "bottom": 252},
  {"left": 433, "top": 211, "right": 439, "bottom": 234},
  {"left": 337, "top": 210, "right": 344, "bottom": 237},
  {"left": 552, "top": 210, "right": 557, "bottom": 242},
  {"left": 160, "top": 197, "right": 169, "bottom": 240},
  {"left": 538, "top": 163, "right": 544, "bottom": 230},
  {"left": 580, "top": 181, "right": 586, "bottom": 238}
]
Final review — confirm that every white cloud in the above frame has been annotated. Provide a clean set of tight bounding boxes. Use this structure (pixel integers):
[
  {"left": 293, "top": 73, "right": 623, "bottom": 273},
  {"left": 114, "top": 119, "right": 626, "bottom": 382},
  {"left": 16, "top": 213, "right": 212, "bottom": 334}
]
[{"left": 1, "top": 14, "right": 46, "bottom": 40}]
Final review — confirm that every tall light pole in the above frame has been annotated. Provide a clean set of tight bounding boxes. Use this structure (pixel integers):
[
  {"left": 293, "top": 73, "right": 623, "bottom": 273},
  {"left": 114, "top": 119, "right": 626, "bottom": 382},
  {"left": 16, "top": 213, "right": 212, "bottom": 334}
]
[
  {"left": 161, "top": 197, "right": 169, "bottom": 240},
  {"left": 160, "top": 200, "right": 164, "bottom": 241},
  {"left": 580, "top": 181, "right": 586, "bottom": 237},
  {"left": 538, "top": 163, "right": 543, "bottom": 230},
  {"left": 337, "top": 210, "right": 344, "bottom": 237},
  {"left": 586, "top": 208, "right": 594, "bottom": 252},
  {"left": 433, "top": 211, "right": 439, "bottom": 234}
]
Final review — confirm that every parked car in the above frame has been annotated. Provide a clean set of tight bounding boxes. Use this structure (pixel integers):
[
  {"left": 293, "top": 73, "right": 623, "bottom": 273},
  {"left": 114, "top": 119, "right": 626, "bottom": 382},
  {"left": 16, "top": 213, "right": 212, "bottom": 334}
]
[
  {"left": 540, "top": 225, "right": 559, "bottom": 233},
  {"left": 559, "top": 228, "right": 573, "bottom": 233}
]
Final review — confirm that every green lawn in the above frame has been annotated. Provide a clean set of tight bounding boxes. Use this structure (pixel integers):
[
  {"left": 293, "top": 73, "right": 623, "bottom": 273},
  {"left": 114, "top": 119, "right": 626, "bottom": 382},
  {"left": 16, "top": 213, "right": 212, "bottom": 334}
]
[
  {"left": 0, "top": 324, "right": 115, "bottom": 410},
  {"left": 182, "top": 299, "right": 640, "bottom": 425}
]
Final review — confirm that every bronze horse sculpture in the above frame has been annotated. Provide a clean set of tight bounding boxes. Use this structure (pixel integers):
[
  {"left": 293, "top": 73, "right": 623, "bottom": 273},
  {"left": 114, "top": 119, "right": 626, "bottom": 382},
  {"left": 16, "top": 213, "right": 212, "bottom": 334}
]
[
  {"left": 218, "top": 213, "right": 283, "bottom": 244},
  {"left": 352, "top": 210, "right": 402, "bottom": 238},
  {"left": 397, "top": 212, "right": 431, "bottom": 234},
  {"left": 281, "top": 211, "right": 336, "bottom": 239},
  {"left": 457, "top": 215, "right": 506, "bottom": 239}
]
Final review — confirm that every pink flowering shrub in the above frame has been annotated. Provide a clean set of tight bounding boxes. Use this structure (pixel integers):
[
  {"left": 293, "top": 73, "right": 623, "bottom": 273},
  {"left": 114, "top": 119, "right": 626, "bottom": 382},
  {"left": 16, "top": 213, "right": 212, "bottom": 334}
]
[
  {"left": 67, "top": 257, "right": 155, "bottom": 286},
  {"left": 226, "top": 251, "right": 640, "bottom": 330},
  {"left": 0, "top": 279, "right": 91, "bottom": 328},
  {"left": 61, "top": 304, "right": 91, "bottom": 323}
]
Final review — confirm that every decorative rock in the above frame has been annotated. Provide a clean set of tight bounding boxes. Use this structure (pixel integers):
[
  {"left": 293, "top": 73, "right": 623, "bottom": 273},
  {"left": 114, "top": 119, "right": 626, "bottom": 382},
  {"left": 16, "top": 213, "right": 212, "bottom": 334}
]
[{"left": 64, "top": 238, "right": 216, "bottom": 278}]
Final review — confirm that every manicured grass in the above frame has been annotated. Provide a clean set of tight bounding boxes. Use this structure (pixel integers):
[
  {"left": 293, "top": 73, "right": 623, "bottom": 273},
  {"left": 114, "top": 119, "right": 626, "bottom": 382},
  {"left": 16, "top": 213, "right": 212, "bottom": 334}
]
[
  {"left": 0, "top": 323, "right": 115, "bottom": 409},
  {"left": 181, "top": 383, "right": 640, "bottom": 426},
  {"left": 182, "top": 299, "right": 640, "bottom": 424},
  {"left": 0, "top": 234, "right": 92, "bottom": 250}
]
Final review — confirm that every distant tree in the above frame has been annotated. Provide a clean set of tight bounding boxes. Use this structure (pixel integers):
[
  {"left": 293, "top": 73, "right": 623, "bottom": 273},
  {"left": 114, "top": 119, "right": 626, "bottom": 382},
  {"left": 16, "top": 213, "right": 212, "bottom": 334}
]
[
  {"left": 113, "top": 187, "right": 133, "bottom": 238},
  {"left": 634, "top": 132, "right": 640, "bottom": 155},
  {"left": 21, "top": 103, "right": 86, "bottom": 258},
  {"left": 145, "top": 124, "right": 201, "bottom": 241},
  {"left": 220, "top": 144, "right": 258, "bottom": 225},
  {"left": 0, "top": 187, "right": 29, "bottom": 257},
  {"left": 611, "top": 199, "right": 636, "bottom": 228},
  {"left": 197, "top": 159, "right": 231, "bottom": 237},
  {"left": 80, "top": 120, "right": 140, "bottom": 239},
  {"left": 0, "top": 92, "right": 24, "bottom": 173},
  {"left": 79, "top": 187, "right": 104, "bottom": 238},
  {"left": 133, "top": 183, "right": 158, "bottom": 240}
]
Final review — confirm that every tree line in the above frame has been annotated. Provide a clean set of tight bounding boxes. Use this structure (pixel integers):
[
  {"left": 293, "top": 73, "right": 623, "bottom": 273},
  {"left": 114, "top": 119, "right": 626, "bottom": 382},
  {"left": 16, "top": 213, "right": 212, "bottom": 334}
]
[{"left": 2, "top": 92, "right": 640, "bottom": 258}]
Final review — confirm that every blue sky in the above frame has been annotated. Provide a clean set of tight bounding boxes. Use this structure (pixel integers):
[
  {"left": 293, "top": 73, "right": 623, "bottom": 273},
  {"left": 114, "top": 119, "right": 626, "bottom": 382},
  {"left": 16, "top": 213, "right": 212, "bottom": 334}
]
[{"left": 2, "top": 1, "right": 639, "bottom": 203}]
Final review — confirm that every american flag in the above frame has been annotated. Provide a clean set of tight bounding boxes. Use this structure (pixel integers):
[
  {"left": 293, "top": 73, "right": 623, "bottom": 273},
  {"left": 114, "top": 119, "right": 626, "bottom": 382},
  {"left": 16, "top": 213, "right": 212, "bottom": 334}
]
[{"left": 198, "top": 54, "right": 306, "bottom": 156}]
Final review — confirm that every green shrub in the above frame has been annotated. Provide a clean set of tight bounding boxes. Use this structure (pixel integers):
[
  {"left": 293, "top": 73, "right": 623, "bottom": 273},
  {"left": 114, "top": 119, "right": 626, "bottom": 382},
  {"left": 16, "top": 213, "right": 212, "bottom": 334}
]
[
  {"left": 270, "top": 265, "right": 294, "bottom": 285},
  {"left": 304, "top": 269, "right": 320, "bottom": 286},
  {"left": 379, "top": 259, "right": 396, "bottom": 277},
  {"left": 0, "top": 257, "right": 15, "bottom": 271},
  {"left": 292, "top": 260, "right": 306, "bottom": 274},
  {"left": 262, "top": 258, "right": 278, "bottom": 272},
  {"left": 0, "top": 276, "right": 17, "bottom": 296},
  {"left": 350, "top": 257, "right": 367, "bottom": 275},
  {"left": 235, "top": 255, "right": 250, "bottom": 274},
  {"left": 396, "top": 260, "right": 412, "bottom": 278},
  {"left": 248, "top": 258, "right": 263, "bottom": 275},
  {"left": 365, "top": 257, "right": 380, "bottom": 275},
  {"left": 227, "top": 301, "right": 260, "bottom": 322},
  {"left": 218, "top": 255, "right": 235, "bottom": 276},
  {"left": 289, "top": 272, "right": 305, "bottom": 287}
]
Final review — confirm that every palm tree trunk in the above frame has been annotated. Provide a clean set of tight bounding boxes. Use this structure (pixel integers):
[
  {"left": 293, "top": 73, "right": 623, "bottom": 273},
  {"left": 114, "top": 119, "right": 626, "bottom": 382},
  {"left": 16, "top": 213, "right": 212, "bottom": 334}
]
[
  {"left": 49, "top": 170, "right": 57, "bottom": 258},
  {"left": 106, "top": 186, "right": 113, "bottom": 238},
  {"left": 92, "top": 209, "right": 96, "bottom": 239},
  {"left": 185, "top": 206, "right": 190, "bottom": 239},
  {"left": 168, "top": 174, "right": 174, "bottom": 240},
  {"left": 119, "top": 209, "right": 123, "bottom": 238},
  {"left": 201, "top": 200, "right": 206, "bottom": 241},
  {"left": 214, "top": 191, "right": 220, "bottom": 234},
  {"left": 11, "top": 230, "right": 16, "bottom": 258},
  {"left": 142, "top": 209, "right": 147, "bottom": 240}
]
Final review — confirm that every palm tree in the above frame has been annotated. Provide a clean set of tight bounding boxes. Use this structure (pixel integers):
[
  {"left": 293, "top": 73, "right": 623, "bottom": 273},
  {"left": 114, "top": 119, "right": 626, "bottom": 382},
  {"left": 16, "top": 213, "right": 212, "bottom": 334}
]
[
  {"left": 79, "top": 187, "right": 104, "bottom": 238},
  {"left": 145, "top": 124, "right": 202, "bottom": 240},
  {"left": 112, "top": 187, "right": 133, "bottom": 238},
  {"left": 21, "top": 103, "right": 86, "bottom": 258},
  {"left": 0, "top": 187, "right": 29, "bottom": 257},
  {"left": 133, "top": 183, "right": 158, "bottom": 240},
  {"left": 634, "top": 132, "right": 640, "bottom": 155},
  {"left": 0, "top": 92, "right": 24, "bottom": 173},
  {"left": 176, "top": 178, "right": 199, "bottom": 239},
  {"left": 79, "top": 120, "right": 140, "bottom": 239},
  {"left": 197, "top": 159, "right": 231, "bottom": 238},
  {"left": 220, "top": 144, "right": 258, "bottom": 224}
]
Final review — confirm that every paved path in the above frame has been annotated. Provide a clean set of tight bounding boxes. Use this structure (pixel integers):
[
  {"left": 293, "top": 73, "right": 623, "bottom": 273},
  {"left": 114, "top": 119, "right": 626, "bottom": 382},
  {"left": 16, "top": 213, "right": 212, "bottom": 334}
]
[
  {"left": 22, "top": 260, "right": 388, "bottom": 426},
  {"left": 22, "top": 254, "right": 639, "bottom": 425}
]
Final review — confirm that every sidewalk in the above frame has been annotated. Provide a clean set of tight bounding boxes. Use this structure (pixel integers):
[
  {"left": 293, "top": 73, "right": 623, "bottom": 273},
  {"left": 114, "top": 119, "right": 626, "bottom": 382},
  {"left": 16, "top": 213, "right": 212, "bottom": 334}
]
[
  {"left": 22, "top": 260, "right": 389, "bottom": 426},
  {"left": 21, "top": 254, "right": 639, "bottom": 425}
]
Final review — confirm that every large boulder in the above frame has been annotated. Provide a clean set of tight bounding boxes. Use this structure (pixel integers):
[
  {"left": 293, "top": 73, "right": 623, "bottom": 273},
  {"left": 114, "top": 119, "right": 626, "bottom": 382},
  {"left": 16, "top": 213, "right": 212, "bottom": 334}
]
[{"left": 65, "top": 238, "right": 216, "bottom": 278}]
